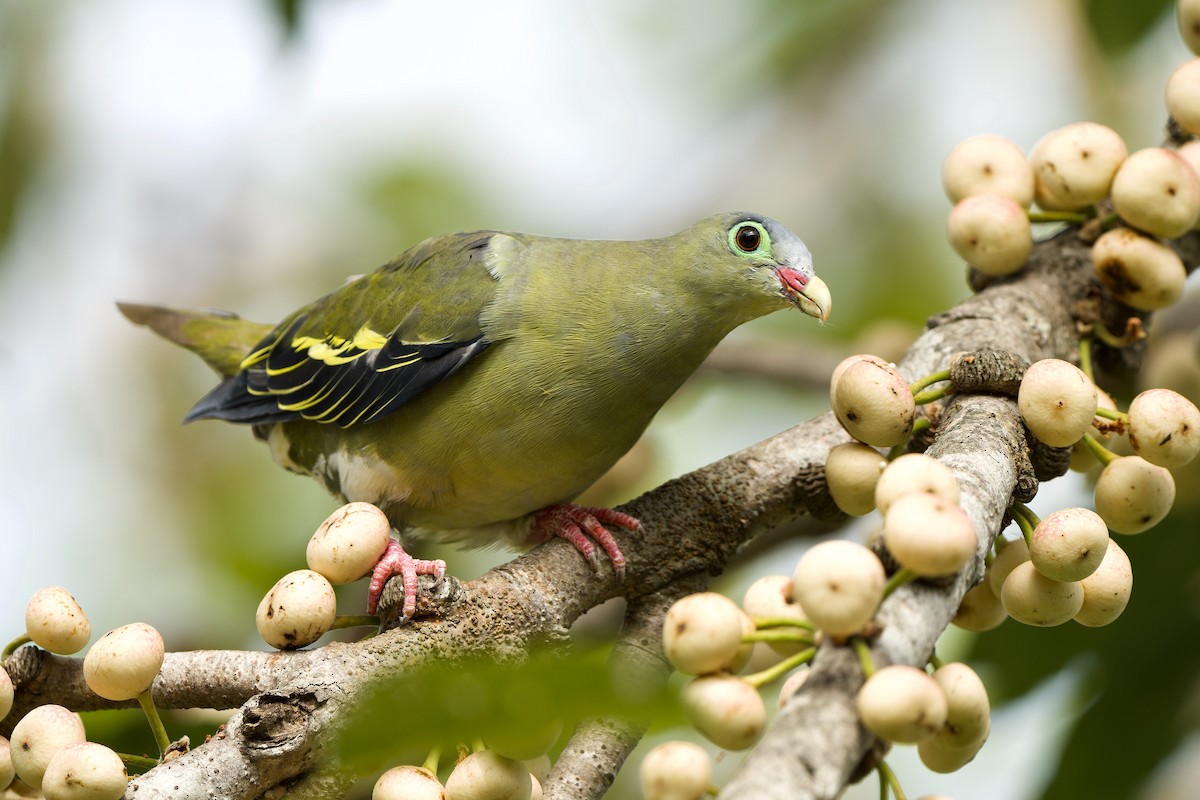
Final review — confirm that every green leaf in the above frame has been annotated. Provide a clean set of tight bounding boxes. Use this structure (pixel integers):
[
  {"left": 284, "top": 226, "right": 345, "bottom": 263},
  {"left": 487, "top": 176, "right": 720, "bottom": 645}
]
[
  {"left": 1083, "top": 0, "right": 1173, "bottom": 57},
  {"left": 335, "top": 648, "right": 678, "bottom": 772}
]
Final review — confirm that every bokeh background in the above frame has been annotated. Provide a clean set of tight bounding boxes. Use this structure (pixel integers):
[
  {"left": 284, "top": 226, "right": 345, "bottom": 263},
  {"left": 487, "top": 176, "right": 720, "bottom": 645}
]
[{"left": 1, "top": 1, "right": 1198, "bottom": 797}]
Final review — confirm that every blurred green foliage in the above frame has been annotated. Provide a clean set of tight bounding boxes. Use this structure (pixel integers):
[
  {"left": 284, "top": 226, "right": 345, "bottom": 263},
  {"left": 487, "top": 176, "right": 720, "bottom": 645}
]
[
  {"left": 359, "top": 165, "right": 490, "bottom": 256},
  {"left": 271, "top": 0, "right": 302, "bottom": 39},
  {"left": 337, "top": 648, "right": 678, "bottom": 776},
  {"left": 1084, "top": 0, "right": 1174, "bottom": 56},
  {"left": 0, "top": 4, "right": 51, "bottom": 269},
  {"left": 756, "top": 0, "right": 895, "bottom": 87}
]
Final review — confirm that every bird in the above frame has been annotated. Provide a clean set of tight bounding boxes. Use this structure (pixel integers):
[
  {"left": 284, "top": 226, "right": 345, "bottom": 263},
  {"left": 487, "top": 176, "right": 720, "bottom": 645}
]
[{"left": 119, "top": 212, "right": 830, "bottom": 620}]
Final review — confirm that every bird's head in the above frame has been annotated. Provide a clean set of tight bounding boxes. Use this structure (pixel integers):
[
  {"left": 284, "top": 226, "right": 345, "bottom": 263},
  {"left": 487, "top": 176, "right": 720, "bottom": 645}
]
[
  {"left": 691, "top": 213, "right": 830, "bottom": 324},
  {"left": 681, "top": 214, "right": 830, "bottom": 326}
]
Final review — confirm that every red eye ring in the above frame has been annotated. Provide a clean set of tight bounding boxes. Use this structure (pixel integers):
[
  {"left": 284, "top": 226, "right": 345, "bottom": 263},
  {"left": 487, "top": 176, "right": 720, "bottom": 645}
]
[{"left": 735, "top": 224, "right": 761, "bottom": 252}]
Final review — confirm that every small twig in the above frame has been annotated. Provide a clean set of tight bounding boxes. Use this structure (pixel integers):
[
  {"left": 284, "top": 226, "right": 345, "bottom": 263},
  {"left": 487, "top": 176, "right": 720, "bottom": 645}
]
[
  {"left": 743, "top": 630, "right": 816, "bottom": 645},
  {"left": 912, "top": 385, "right": 951, "bottom": 405},
  {"left": 1094, "top": 406, "right": 1128, "bottom": 424},
  {"left": 422, "top": 745, "right": 441, "bottom": 774},
  {"left": 1010, "top": 502, "right": 1039, "bottom": 545},
  {"left": 882, "top": 568, "right": 915, "bottom": 600},
  {"left": 908, "top": 368, "right": 952, "bottom": 396},
  {"left": 743, "top": 647, "right": 818, "bottom": 689},
  {"left": 876, "top": 759, "right": 907, "bottom": 800},
  {"left": 1088, "top": 317, "right": 1146, "bottom": 348},
  {"left": 1, "top": 635, "right": 31, "bottom": 660},
  {"left": 852, "top": 637, "right": 877, "bottom": 680},
  {"left": 1079, "top": 336, "right": 1095, "bottom": 381},
  {"left": 138, "top": 690, "right": 173, "bottom": 757},
  {"left": 118, "top": 752, "right": 161, "bottom": 773},
  {"left": 1080, "top": 432, "right": 1119, "bottom": 467},
  {"left": 1027, "top": 210, "right": 1090, "bottom": 225},
  {"left": 752, "top": 617, "right": 819, "bottom": 633}
]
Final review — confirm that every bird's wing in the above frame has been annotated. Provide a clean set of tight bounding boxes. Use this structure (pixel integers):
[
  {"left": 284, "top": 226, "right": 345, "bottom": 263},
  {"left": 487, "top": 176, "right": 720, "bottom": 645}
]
[{"left": 186, "top": 231, "right": 501, "bottom": 428}]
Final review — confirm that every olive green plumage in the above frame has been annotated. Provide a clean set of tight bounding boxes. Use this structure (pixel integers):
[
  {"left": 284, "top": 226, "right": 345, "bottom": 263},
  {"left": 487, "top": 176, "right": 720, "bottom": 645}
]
[{"left": 120, "top": 212, "right": 829, "bottom": 547}]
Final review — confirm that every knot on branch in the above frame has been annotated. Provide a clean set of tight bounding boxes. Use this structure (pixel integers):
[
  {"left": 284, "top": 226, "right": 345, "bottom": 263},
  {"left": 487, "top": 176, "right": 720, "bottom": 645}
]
[
  {"left": 241, "top": 692, "right": 319, "bottom": 753},
  {"left": 949, "top": 350, "right": 1029, "bottom": 396},
  {"left": 4, "top": 645, "right": 49, "bottom": 695},
  {"left": 378, "top": 573, "right": 462, "bottom": 631}
]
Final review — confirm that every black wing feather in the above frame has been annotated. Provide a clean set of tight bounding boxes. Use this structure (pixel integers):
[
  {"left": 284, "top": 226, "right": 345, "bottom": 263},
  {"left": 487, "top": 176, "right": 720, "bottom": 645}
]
[
  {"left": 186, "top": 333, "right": 490, "bottom": 427},
  {"left": 183, "top": 231, "right": 500, "bottom": 429},
  {"left": 185, "top": 373, "right": 296, "bottom": 425}
]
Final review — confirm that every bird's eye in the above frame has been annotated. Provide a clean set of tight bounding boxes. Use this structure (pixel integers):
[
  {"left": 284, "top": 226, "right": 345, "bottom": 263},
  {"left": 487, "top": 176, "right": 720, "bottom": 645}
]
[{"left": 734, "top": 224, "right": 761, "bottom": 252}]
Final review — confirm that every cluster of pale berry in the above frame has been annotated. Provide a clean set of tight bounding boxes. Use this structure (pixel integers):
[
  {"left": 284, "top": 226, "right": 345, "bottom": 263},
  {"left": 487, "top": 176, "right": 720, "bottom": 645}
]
[
  {"left": 642, "top": 583, "right": 809, "bottom": 798},
  {"left": 943, "top": 30, "right": 1200, "bottom": 312},
  {"left": 955, "top": 366, "right": 1198, "bottom": 632},
  {"left": 645, "top": 9, "right": 1200, "bottom": 795},
  {"left": 638, "top": 352, "right": 989, "bottom": 798},
  {"left": 0, "top": 586, "right": 169, "bottom": 798},
  {"left": 255, "top": 501, "right": 392, "bottom": 649},
  {"left": 645, "top": 354, "right": 1197, "bottom": 798},
  {"left": 934, "top": 8, "right": 1200, "bottom": 636},
  {"left": 945, "top": 122, "right": 1192, "bottom": 311},
  {"left": 368, "top": 687, "right": 561, "bottom": 800},
  {"left": 643, "top": 528, "right": 989, "bottom": 798},
  {"left": 821, "top": 326, "right": 1195, "bottom": 789}
]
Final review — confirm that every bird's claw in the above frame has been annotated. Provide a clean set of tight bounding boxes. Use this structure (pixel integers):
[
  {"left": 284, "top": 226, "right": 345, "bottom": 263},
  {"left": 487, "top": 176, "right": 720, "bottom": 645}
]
[
  {"left": 530, "top": 504, "right": 638, "bottom": 578},
  {"left": 367, "top": 538, "right": 447, "bottom": 621}
]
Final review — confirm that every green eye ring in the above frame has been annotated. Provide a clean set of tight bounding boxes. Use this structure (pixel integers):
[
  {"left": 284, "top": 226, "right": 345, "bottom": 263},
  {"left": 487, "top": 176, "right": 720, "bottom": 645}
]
[{"left": 729, "top": 221, "right": 770, "bottom": 255}]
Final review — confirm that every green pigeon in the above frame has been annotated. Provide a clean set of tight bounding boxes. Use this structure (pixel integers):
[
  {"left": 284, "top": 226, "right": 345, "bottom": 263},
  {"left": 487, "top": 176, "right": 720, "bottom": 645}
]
[{"left": 120, "top": 212, "right": 830, "bottom": 619}]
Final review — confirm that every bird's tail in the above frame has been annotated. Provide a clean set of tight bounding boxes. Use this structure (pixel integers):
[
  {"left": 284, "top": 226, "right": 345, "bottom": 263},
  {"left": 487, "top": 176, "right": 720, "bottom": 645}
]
[{"left": 117, "top": 302, "right": 275, "bottom": 378}]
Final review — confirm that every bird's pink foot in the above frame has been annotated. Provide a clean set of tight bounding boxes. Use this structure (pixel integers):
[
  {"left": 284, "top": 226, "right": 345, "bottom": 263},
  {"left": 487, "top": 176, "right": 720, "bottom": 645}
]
[
  {"left": 367, "top": 539, "right": 446, "bottom": 620},
  {"left": 528, "top": 504, "right": 640, "bottom": 578}
]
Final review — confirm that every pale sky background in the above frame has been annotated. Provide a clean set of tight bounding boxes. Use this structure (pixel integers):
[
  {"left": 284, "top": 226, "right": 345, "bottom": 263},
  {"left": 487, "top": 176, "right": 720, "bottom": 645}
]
[{"left": 0, "top": 1, "right": 1192, "bottom": 797}]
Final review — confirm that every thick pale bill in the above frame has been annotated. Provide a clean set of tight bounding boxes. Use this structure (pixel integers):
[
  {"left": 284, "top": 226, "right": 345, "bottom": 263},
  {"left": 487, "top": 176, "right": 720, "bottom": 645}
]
[{"left": 778, "top": 268, "right": 831, "bottom": 322}]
